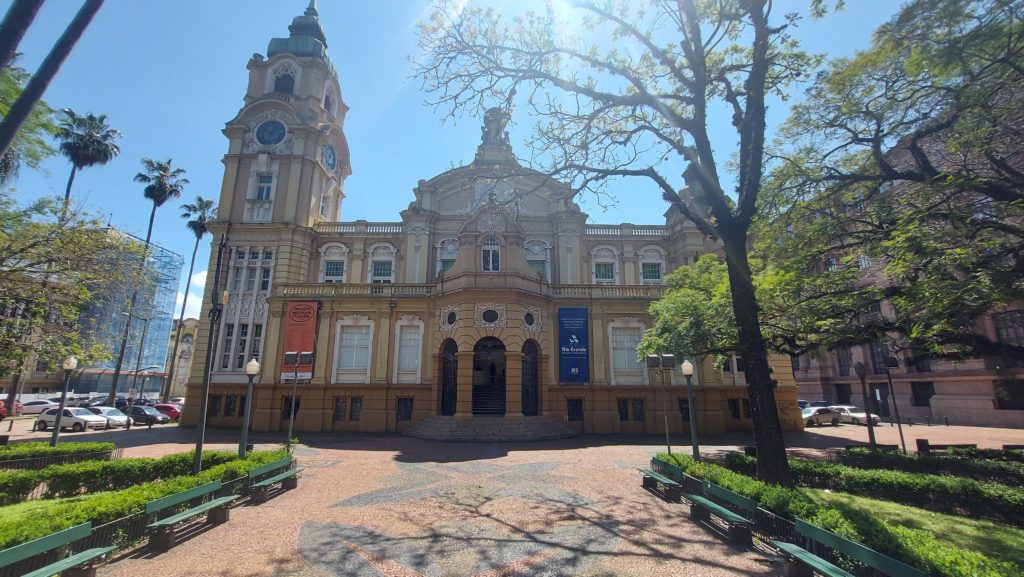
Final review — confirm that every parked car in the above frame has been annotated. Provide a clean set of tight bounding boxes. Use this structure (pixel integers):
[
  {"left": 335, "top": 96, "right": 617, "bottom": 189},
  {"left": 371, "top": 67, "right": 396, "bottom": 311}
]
[
  {"left": 808, "top": 400, "right": 832, "bottom": 408},
  {"left": 87, "top": 396, "right": 127, "bottom": 410},
  {"left": 84, "top": 406, "right": 132, "bottom": 428},
  {"left": 169, "top": 397, "right": 185, "bottom": 405},
  {"left": 152, "top": 404, "right": 181, "bottom": 421},
  {"left": 2, "top": 399, "right": 24, "bottom": 415},
  {"left": 20, "top": 400, "right": 58, "bottom": 415},
  {"left": 48, "top": 396, "right": 92, "bottom": 407},
  {"left": 128, "top": 405, "right": 170, "bottom": 425},
  {"left": 797, "top": 399, "right": 809, "bottom": 409},
  {"left": 36, "top": 407, "right": 108, "bottom": 432},
  {"left": 802, "top": 407, "right": 840, "bottom": 427},
  {"left": 829, "top": 405, "right": 881, "bottom": 426}
]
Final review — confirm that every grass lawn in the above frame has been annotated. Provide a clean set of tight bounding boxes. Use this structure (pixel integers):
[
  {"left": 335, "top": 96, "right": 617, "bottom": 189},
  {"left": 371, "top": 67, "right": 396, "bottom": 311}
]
[
  {"left": 811, "top": 489, "right": 1024, "bottom": 570},
  {"left": 0, "top": 493, "right": 110, "bottom": 517}
]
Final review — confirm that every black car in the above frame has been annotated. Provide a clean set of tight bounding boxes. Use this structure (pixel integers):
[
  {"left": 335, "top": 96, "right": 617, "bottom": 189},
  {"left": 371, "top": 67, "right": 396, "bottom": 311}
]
[
  {"left": 128, "top": 405, "right": 170, "bottom": 425},
  {"left": 88, "top": 396, "right": 128, "bottom": 410}
]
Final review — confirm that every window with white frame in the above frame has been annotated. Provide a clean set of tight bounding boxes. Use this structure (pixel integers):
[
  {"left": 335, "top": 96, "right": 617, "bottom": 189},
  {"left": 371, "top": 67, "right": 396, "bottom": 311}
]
[
  {"left": 639, "top": 246, "right": 666, "bottom": 284},
  {"left": 324, "top": 260, "right": 345, "bottom": 282},
  {"left": 435, "top": 238, "right": 458, "bottom": 276},
  {"left": 608, "top": 318, "right": 646, "bottom": 385},
  {"left": 482, "top": 237, "right": 500, "bottom": 272},
  {"left": 334, "top": 316, "right": 374, "bottom": 384},
  {"left": 260, "top": 267, "right": 272, "bottom": 291},
  {"left": 367, "top": 244, "right": 396, "bottom": 283},
  {"left": 218, "top": 247, "right": 274, "bottom": 372},
  {"left": 857, "top": 254, "right": 872, "bottom": 269},
  {"left": 318, "top": 243, "right": 349, "bottom": 283},
  {"left": 525, "top": 239, "right": 550, "bottom": 279},
  {"left": 641, "top": 263, "right": 662, "bottom": 283},
  {"left": 393, "top": 316, "right": 424, "bottom": 384},
  {"left": 591, "top": 246, "right": 619, "bottom": 284},
  {"left": 255, "top": 174, "right": 273, "bottom": 200}
]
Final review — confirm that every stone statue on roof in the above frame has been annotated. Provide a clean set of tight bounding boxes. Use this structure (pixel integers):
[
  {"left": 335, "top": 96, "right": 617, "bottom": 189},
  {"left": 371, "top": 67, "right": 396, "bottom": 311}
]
[{"left": 481, "top": 107, "right": 510, "bottom": 146}]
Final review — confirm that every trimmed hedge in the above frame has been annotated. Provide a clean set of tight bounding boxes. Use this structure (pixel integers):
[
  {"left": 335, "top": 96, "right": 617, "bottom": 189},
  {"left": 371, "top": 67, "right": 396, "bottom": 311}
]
[
  {"left": 0, "top": 442, "right": 116, "bottom": 462},
  {"left": 0, "top": 449, "right": 287, "bottom": 549},
  {"left": 0, "top": 450, "right": 241, "bottom": 505},
  {"left": 947, "top": 448, "right": 1024, "bottom": 463},
  {"left": 839, "top": 447, "right": 1024, "bottom": 486},
  {"left": 657, "top": 453, "right": 1022, "bottom": 577}
]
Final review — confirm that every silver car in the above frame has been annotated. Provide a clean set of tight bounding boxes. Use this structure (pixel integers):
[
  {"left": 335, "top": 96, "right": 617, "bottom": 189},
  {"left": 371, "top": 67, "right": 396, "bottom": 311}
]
[
  {"left": 84, "top": 406, "right": 132, "bottom": 428},
  {"left": 829, "top": 405, "right": 881, "bottom": 426},
  {"left": 36, "top": 407, "right": 108, "bottom": 432},
  {"left": 19, "top": 400, "right": 58, "bottom": 415}
]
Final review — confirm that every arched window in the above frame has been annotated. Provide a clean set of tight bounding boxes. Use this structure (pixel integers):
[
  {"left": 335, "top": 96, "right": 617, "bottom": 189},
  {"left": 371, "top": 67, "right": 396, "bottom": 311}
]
[
  {"left": 435, "top": 238, "right": 459, "bottom": 276},
  {"left": 367, "top": 243, "right": 396, "bottom": 283},
  {"left": 591, "top": 245, "right": 619, "bottom": 284},
  {"left": 274, "top": 72, "right": 295, "bottom": 94},
  {"left": 318, "top": 243, "right": 349, "bottom": 283},
  {"left": 482, "top": 237, "right": 500, "bottom": 272},
  {"left": 638, "top": 246, "right": 667, "bottom": 285},
  {"left": 524, "top": 240, "right": 551, "bottom": 280}
]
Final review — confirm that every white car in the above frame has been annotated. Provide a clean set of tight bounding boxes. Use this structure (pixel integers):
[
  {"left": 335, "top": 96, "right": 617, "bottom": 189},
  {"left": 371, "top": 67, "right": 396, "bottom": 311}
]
[
  {"left": 829, "top": 405, "right": 881, "bottom": 426},
  {"left": 36, "top": 407, "right": 109, "bottom": 432},
  {"left": 20, "top": 400, "right": 58, "bottom": 415},
  {"left": 169, "top": 397, "right": 185, "bottom": 405},
  {"left": 84, "top": 406, "right": 132, "bottom": 428}
]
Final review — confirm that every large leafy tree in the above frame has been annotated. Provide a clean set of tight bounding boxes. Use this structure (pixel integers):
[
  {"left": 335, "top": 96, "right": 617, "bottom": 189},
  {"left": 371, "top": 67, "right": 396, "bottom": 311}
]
[
  {"left": 416, "top": 0, "right": 822, "bottom": 485},
  {"left": 161, "top": 195, "right": 215, "bottom": 402},
  {"left": 57, "top": 109, "right": 121, "bottom": 209},
  {"left": 771, "top": 0, "right": 1024, "bottom": 363},
  {"left": 107, "top": 158, "right": 188, "bottom": 406},
  {"left": 0, "top": 65, "right": 56, "bottom": 185}
]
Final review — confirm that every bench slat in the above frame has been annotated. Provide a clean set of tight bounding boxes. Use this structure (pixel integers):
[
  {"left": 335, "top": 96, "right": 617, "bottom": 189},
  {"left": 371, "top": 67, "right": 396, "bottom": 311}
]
[
  {"left": 248, "top": 457, "right": 293, "bottom": 479},
  {"left": 638, "top": 468, "right": 680, "bottom": 487},
  {"left": 686, "top": 494, "right": 751, "bottom": 525},
  {"left": 795, "top": 520, "right": 926, "bottom": 577},
  {"left": 21, "top": 546, "right": 116, "bottom": 577},
  {"left": 772, "top": 540, "right": 854, "bottom": 577},
  {"left": 0, "top": 522, "right": 92, "bottom": 568},
  {"left": 146, "top": 480, "right": 222, "bottom": 515},
  {"left": 704, "top": 481, "right": 757, "bottom": 514},
  {"left": 147, "top": 495, "right": 236, "bottom": 529},
  {"left": 253, "top": 468, "right": 302, "bottom": 488}
]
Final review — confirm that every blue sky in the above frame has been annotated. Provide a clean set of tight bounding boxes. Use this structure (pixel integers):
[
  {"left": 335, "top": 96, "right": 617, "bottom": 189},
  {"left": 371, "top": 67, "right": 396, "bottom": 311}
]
[{"left": 3, "top": 1, "right": 902, "bottom": 319}]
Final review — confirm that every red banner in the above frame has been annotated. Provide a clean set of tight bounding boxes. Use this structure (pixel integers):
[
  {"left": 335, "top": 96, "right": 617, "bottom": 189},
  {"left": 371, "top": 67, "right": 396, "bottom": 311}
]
[{"left": 281, "top": 301, "right": 318, "bottom": 380}]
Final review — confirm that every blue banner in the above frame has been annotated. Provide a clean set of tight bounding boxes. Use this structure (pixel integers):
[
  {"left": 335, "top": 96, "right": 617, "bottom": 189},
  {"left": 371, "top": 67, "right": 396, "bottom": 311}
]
[{"left": 558, "top": 308, "right": 590, "bottom": 383}]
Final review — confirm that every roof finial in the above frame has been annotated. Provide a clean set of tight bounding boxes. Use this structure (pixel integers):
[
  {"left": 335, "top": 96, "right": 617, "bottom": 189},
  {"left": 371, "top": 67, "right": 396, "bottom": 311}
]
[{"left": 306, "top": 0, "right": 318, "bottom": 16}]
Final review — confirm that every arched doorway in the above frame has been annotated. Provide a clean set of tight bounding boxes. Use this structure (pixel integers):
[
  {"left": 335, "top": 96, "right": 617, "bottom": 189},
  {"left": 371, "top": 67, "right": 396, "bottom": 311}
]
[
  {"left": 472, "top": 337, "right": 506, "bottom": 415},
  {"left": 440, "top": 340, "right": 458, "bottom": 416},
  {"left": 522, "top": 340, "right": 539, "bottom": 416}
]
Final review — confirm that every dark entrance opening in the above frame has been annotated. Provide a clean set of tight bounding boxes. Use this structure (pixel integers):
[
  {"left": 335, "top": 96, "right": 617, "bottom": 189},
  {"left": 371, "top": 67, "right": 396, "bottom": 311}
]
[
  {"left": 440, "top": 340, "right": 458, "bottom": 416},
  {"left": 472, "top": 337, "right": 506, "bottom": 415},
  {"left": 870, "top": 383, "right": 891, "bottom": 418},
  {"left": 522, "top": 340, "right": 539, "bottom": 416}
]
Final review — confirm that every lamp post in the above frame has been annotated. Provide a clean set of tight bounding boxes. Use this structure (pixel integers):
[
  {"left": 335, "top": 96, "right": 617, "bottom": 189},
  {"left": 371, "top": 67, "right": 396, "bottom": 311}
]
[
  {"left": 239, "top": 358, "right": 260, "bottom": 458},
  {"left": 133, "top": 364, "right": 159, "bottom": 402},
  {"left": 285, "top": 351, "right": 312, "bottom": 450},
  {"left": 128, "top": 313, "right": 152, "bottom": 396},
  {"left": 50, "top": 356, "right": 78, "bottom": 447},
  {"left": 646, "top": 354, "right": 673, "bottom": 456},
  {"left": 885, "top": 356, "right": 907, "bottom": 453},
  {"left": 681, "top": 359, "right": 700, "bottom": 461},
  {"left": 853, "top": 361, "right": 878, "bottom": 450}
]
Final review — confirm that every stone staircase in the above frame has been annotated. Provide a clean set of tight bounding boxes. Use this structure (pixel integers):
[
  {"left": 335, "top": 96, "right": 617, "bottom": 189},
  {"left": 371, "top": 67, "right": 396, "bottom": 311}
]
[{"left": 404, "top": 415, "right": 578, "bottom": 442}]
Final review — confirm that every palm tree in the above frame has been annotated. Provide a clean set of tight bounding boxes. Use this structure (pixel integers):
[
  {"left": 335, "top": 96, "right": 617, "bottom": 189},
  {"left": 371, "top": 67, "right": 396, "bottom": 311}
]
[
  {"left": 57, "top": 109, "right": 120, "bottom": 207},
  {"left": 107, "top": 158, "right": 189, "bottom": 406},
  {"left": 161, "top": 196, "right": 216, "bottom": 401}
]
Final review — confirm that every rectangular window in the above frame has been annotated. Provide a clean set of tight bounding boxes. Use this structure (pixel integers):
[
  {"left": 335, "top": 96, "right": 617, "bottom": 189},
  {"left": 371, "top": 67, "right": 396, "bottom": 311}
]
[
  {"left": 594, "top": 263, "right": 615, "bottom": 283},
  {"left": 837, "top": 347, "right": 852, "bottom": 377},
  {"left": 324, "top": 260, "right": 345, "bottom": 283},
  {"left": 371, "top": 261, "right": 393, "bottom": 283},
  {"left": 250, "top": 323, "right": 263, "bottom": 362},
  {"left": 397, "top": 327, "right": 421, "bottom": 371},
  {"left": 735, "top": 356, "right": 747, "bottom": 373},
  {"left": 350, "top": 397, "right": 362, "bottom": 421},
  {"left": 722, "top": 357, "right": 732, "bottom": 372},
  {"left": 333, "top": 397, "right": 347, "bottom": 421},
  {"left": 440, "top": 259, "right": 455, "bottom": 272},
  {"left": 790, "top": 354, "right": 801, "bottom": 373},
  {"left": 230, "top": 267, "right": 242, "bottom": 292},
  {"left": 396, "top": 397, "right": 413, "bottom": 421},
  {"left": 209, "top": 395, "right": 221, "bottom": 417},
  {"left": 245, "top": 267, "right": 256, "bottom": 291},
  {"left": 338, "top": 325, "right": 371, "bottom": 370},
  {"left": 631, "top": 399, "right": 646, "bottom": 421},
  {"left": 220, "top": 324, "right": 235, "bottom": 369},
  {"left": 263, "top": 250, "right": 274, "bottom": 260},
  {"left": 249, "top": 250, "right": 259, "bottom": 260},
  {"left": 611, "top": 327, "right": 642, "bottom": 371},
  {"left": 235, "top": 323, "right": 249, "bottom": 370},
  {"left": 528, "top": 260, "right": 546, "bottom": 276},
  {"left": 617, "top": 399, "right": 629, "bottom": 422},
  {"left": 260, "top": 267, "right": 272, "bottom": 291},
  {"left": 728, "top": 398, "right": 740, "bottom": 420},
  {"left": 256, "top": 174, "right": 273, "bottom": 200},
  {"left": 871, "top": 342, "right": 889, "bottom": 375},
  {"left": 224, "top": 395, "right": 236, "bottom": 417},
  {"left": 566, "top": 399, "right": 584, "bottom": 422},
  {"left": 826, "top": 257, "right": 839, "bottom": 271},
  {"left": 281, "top": 396, "right": 299, "bottom": 421},
  {"left": 857, "top": 254, "right": 872, "bottom": 269},
  {"left": 642, "top": 263, "right": 662, "bottom": 282},
  {"left": 742, "top": 398, "right": 752, "bottom": 419},
  {"left": 911, "top": 382, "right": 935, "bottom": 407},
  {"left": 678, "top": 398, "right": 690, "bottom": 421}
]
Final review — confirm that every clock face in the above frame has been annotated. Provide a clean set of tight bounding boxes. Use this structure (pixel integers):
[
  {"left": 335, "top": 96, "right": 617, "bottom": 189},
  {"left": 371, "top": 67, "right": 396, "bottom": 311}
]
[
  {"left": 255, "top": 121, "right": 286, "bottom": 145},
  {"left": 323, "top": 144, "right": 336, "bottom": 170}
]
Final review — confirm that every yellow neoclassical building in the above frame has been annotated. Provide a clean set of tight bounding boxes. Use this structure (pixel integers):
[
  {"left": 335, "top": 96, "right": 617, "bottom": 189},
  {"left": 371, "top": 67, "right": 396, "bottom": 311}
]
[{"left": 179, "top": 4, "right": 801, "bottom": 440}]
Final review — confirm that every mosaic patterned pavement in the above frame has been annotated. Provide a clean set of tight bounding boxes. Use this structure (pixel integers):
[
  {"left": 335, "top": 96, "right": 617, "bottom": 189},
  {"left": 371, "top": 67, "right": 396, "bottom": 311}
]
[{"left": 99, "top": 437, "right": 781, "bottom": 577}]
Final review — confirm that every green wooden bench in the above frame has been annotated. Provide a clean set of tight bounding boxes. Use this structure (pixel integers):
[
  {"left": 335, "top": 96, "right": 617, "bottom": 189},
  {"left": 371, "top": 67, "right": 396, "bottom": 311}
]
[
  {"left": 248, "top": 457, "right": 302, "bottom": 504},
  {"left": 684, "top": 481, "right": 756, "bottom": 545},
  {"left": 638, "top": 468, "right": 681, "bottom": 502},
  {"left": 0, "top": 522, "right": 114, "bottom": 577},
  {"left": 771, "top": 519, "right": 927, "bottom": 577},
  {"left": 145, "top": 480, "right": 236, "bottom": 552}
]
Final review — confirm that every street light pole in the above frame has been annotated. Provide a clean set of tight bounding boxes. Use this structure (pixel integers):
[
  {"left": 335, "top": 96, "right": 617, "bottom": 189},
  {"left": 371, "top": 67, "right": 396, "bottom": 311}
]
[
  {"left": 646, "top": 354, "right": 672, "bottom": 456},
  {"left": 681, "top": 359, "right": 700, "bottom": 461},
  {"left": 239, "top": 358, "right": 260, "bottom": 458},
  {"left": 854, "top": 361, "right": 877, "bottom": 450},
  {"left": 285, "top": 351, "right": 311, "bottom": 450},
  {"left": 193, "top": 233, "right": 227, "bottom": 475},
  {"left": 50, "top": 356, "right": 77, "bottom": 447},
  {"left": 885, "top": 356, "right": 907, "bottom": 453},
  {"left": 129, "top": 315, "right": 151, "bottom": 395}
]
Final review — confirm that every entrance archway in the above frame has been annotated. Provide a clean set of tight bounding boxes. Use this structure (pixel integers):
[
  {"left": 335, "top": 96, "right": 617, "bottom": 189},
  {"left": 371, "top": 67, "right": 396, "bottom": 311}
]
[
  {"left": 440, "top": 340, "right": 458, "bottom": 416},
  {"left": 472, "top": 337, "right": 506, "bottom": 415},
  {"left": 522, "top": 340, "right": 539, "bottom": 416}
]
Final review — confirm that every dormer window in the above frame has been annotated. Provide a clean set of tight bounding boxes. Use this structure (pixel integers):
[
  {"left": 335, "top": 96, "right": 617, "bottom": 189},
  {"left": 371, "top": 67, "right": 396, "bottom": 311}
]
[
  {"left": 482, "top": 237, "right": 500, "bottom": 272},
  {"left": 274, "top": 72, "right": 295, "bottom": 94}
]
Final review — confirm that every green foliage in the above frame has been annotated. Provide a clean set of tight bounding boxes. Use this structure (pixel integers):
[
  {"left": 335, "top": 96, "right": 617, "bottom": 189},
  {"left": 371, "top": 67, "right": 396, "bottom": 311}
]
[
  {"left": 839, "top": 447, "right": 1024, "bottom": 485},
  {"left": 657, "top": 453, "right": 1021, "bottom": 577},
  {"left": 0, "top": 449, "right": 287, "bottom": 549},
  {"left": 0, "top": 442, "right": 115, "bottom": 462},
  {"left": 947, "top": 447, "right": 1024, "bottom": 463},
  {"left": 0, "top": 66, "right": 58, "bottom": 184}
]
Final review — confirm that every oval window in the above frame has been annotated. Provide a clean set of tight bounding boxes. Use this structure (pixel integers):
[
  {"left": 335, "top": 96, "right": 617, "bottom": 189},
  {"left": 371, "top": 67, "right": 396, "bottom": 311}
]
[
  {"left": 447, "top": 312, "right": 457, "bottom": 325},
  {"left": 524, "top": 312, "right": 535, "bottom": 326},
  {"left": 482, "top": 309, "right": 499, "bottom": 323}
]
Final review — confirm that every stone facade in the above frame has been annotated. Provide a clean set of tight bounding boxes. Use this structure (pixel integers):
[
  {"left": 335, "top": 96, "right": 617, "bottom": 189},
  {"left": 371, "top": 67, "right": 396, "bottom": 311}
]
[{"left": 179, "top": 5, "right": 802, "bottom": 437}]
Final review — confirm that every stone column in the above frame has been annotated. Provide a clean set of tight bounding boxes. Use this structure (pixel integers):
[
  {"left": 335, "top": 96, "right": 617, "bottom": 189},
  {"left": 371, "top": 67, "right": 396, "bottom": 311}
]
[
  {"left": 505, "top": 351, "right": 523, "bottom": 416},
  {"left": 455, "top": 351, "right": 475, "bottom": 417}
]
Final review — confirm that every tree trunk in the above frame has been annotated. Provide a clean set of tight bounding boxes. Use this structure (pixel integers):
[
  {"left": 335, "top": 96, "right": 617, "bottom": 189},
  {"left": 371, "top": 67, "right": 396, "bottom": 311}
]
[
  {"left": 0, "top": 0, "right": 104, "bottom": 160},
  {"left": 60, "top": 165, "right": 77, "bottom": 223},
  {"left": 0, "top": 0, "right": 45, "bottom": 74},
  {"left": 161, "top": 235, "right": 199, "bottom": 401},
  {"left": 720, "top": 229, "right": 793, "bottom": 486}
]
